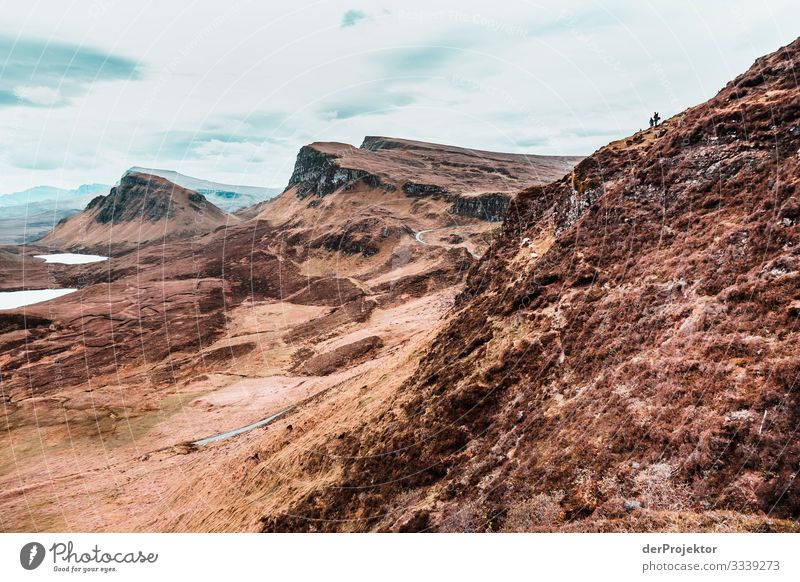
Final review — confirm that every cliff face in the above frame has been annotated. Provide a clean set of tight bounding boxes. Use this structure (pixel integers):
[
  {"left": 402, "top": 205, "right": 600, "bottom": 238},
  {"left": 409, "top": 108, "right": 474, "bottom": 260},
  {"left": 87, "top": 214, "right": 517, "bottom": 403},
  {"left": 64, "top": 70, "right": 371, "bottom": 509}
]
[
  {"left": 287, "top": 145, "right": 381, "bottom": 199},
  {"left": 449, "top": 193, "right": 510, "bottom": 222},
  {"left": 262, "top": 38, "right": 800, "bottom": 532},
  {"left": 40, "top": 172, "right": 235, "bottom": 250}
]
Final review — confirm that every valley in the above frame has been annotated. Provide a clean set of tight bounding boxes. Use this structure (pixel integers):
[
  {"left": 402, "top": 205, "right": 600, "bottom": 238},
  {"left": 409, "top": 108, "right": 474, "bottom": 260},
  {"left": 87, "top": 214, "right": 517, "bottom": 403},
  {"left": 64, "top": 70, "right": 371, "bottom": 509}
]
[
  {"left": 0, "top": 136, "right": 577, "bottom": 531},
  {"left": 1, "top": 38, "right": 799, "bottom": 533}
]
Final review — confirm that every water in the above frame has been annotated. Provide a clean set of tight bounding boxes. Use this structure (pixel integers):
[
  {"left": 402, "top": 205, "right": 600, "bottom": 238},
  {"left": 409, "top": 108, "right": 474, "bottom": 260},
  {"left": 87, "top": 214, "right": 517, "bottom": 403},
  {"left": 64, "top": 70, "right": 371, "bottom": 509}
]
[
  {"left": 0, "top": 289, "right": 78, "bottom": 310},
  {"left": 34, "top": 253, "right": 108, "bottom": 265},
  {"left": 192, "top": 407, "right": 293, "bottom": 445}
]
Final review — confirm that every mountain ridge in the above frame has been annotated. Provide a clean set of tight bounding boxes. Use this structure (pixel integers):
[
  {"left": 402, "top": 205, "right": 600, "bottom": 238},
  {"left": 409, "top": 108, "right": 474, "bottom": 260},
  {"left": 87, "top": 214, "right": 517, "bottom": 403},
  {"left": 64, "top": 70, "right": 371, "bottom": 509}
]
[
  {"left": 285, "top": 136, "right": 582, "bottom": 199},
  {"left": 0, "top": 183, "right": 110, "bottom": 207}
]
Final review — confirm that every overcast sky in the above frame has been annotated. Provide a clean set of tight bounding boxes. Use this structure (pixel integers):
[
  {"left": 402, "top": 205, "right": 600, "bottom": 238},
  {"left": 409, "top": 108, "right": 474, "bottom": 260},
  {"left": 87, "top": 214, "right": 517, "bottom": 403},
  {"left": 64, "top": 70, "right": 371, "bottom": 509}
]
[{"left": 0, "top": 0, "right": 797, "bottom": 193}]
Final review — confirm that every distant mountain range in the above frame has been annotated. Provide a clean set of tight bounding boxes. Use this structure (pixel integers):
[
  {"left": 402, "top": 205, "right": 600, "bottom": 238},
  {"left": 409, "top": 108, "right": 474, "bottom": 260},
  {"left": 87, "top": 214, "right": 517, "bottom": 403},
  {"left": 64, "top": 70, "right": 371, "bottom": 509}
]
[
  {"left": 0, "top": 169, "right": 280, "bottom": 245},
  {"left": 0, "top": 183, "right": 111, "bottom": 211},
  {"left": 0, "top": 183, "right": 111, "bottom": 245}
]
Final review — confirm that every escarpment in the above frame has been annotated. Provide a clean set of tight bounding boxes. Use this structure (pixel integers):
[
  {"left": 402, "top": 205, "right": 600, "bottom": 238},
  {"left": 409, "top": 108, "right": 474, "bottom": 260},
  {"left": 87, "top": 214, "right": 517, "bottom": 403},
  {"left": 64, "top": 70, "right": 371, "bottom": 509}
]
[
  {"left": 287, "top": 144, "right": 384, "bottom": 198},
  {"left": 281, "top": 137, "right": 582, "bottom": 223}
]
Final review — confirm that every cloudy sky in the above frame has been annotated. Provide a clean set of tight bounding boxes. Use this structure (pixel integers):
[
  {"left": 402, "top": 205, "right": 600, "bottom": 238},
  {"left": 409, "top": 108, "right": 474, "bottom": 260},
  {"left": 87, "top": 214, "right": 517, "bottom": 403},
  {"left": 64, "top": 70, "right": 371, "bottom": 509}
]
[{"left": 0, "top": 0, "right": 797, "bottom": 193}]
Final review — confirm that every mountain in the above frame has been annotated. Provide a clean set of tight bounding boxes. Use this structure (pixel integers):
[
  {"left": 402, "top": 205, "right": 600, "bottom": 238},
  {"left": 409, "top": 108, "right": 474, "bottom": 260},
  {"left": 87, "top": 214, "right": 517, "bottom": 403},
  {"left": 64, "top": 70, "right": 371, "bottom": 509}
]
[
  {"left": 126, "top": 167, "right": 281, "bottom": 212},
  {"left": 0, "top": 167, "right": 277, "bottom": 245},
  {"left": 279, "top": 136, "right": 582, "bottom": 221},
  {"left": 9, "top": 27, "right": 799, "bottom": 532},
  {"left": 3, "top": 29, "right": 798, "bottom": 536},
  {"left": 39, "top": 172, "right": 236, "bottom": 250},
  {"left": 256, "top": 38, "right": 800, "bottom": 532},
  {"left": 247, "top": 136, "right": 583, "bottom": 262}
]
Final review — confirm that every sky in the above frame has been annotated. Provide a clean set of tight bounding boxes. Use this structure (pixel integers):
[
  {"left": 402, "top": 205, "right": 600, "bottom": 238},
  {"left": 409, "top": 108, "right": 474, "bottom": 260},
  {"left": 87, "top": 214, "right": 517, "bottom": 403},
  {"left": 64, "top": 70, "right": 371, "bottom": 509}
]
[{"left": 0, "top": 0, "right": 797, "bottom": 193}]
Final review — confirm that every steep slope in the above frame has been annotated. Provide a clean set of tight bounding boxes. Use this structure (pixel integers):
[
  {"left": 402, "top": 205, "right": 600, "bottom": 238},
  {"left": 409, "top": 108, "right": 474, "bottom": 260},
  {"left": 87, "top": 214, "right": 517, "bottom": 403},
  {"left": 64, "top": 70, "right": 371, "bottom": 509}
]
[
  {"left": 39, "top": 172, "right": 237, "bottom": 251},
  {"left": 257, "top": 38, "right": 800, "bottom": 531}
]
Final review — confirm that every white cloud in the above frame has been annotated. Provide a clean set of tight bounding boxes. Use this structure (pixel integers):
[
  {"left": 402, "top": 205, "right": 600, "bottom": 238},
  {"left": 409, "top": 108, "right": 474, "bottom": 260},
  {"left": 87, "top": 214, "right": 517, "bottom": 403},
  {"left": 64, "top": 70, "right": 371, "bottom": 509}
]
[{"left": 12, "top": 85, "right": 61, "bottom": 106}]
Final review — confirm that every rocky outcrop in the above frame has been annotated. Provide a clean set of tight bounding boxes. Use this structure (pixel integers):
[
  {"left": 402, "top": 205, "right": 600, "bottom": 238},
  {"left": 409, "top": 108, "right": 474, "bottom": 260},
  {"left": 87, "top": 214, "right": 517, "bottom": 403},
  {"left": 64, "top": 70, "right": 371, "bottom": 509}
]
[
  {"left": 448, "top": 193, "right": 510, "bottom": 222},
  {"left": 287, "top": 145, "right": 383, "bottom": 199},
  {"left": 288, "top": 149, "right": 513, "bottom": 222},
  {"left": 312, "top": 230, "right": 381, "bottom": 257},
  {"left": 360, "top": 136, "right": 401, "bottom": 151},
  {"left": 86, "top": 173, "right": 223, "bottom": 225},
  {"left": 400, "top": 185, "right": 510, "bottom": 222},
  {"left": 401, "top": 182, "right": 449, "bottom": 197}
]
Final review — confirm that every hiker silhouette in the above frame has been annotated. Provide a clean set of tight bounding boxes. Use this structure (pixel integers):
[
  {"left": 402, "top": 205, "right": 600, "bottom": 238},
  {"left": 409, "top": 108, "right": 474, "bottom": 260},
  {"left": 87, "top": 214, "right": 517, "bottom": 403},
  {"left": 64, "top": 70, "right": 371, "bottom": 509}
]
[{"left": 653, "top": 112, "right": 661, "bottom": 126}]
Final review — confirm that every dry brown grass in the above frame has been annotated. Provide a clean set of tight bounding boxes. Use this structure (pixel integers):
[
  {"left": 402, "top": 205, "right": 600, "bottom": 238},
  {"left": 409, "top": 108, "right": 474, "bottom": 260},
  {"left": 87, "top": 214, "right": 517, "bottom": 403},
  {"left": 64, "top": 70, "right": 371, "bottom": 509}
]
[{"left": 502, "top": 491, "right": 566, "bottom": 532}]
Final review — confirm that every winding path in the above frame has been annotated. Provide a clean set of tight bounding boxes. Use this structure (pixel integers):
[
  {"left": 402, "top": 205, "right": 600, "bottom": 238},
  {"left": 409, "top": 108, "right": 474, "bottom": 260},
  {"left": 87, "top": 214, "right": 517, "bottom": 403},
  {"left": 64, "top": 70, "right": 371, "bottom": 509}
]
[
  {"left": 414, "top": 229, "right": 438, "bottom": 246},
  {"left": 189, "top": 374, "right": 362, "bottom": 446}
]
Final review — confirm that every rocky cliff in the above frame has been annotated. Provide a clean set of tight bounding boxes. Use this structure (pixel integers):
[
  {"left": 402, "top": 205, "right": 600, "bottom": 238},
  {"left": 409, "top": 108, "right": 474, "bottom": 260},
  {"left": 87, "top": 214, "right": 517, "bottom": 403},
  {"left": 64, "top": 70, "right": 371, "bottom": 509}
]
[
  {"left": 448, "top": 193, "right": 510, "bottom": 222},
  {"left": 287, "top": 144, "right": 382, "bottom": 199}
]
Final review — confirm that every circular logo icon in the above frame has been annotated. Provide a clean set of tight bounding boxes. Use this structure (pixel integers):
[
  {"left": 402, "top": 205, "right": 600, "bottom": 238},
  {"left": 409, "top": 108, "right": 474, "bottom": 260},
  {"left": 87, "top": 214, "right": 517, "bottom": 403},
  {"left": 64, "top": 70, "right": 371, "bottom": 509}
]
[{"left": 20, "top": 542, "right": 46, "bottom": 570}]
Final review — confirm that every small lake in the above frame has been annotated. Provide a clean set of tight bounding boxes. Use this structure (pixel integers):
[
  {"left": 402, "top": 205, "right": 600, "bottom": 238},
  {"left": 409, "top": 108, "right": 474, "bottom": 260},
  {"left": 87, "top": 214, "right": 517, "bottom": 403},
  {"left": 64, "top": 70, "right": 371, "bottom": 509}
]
[
  {"left": 35, "top": 253, "right": 108, "bottom": 265},
  {"left": 0, "top": 289, "right": 78, "bottom": 310}
]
